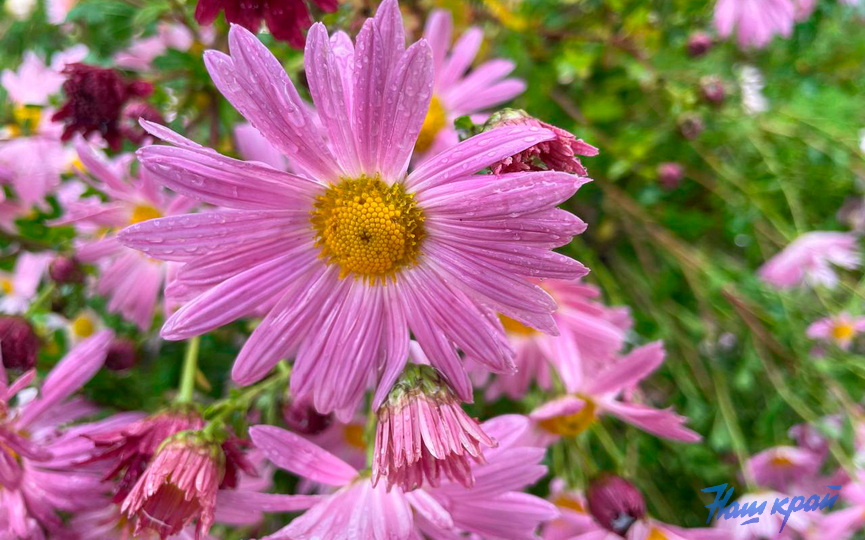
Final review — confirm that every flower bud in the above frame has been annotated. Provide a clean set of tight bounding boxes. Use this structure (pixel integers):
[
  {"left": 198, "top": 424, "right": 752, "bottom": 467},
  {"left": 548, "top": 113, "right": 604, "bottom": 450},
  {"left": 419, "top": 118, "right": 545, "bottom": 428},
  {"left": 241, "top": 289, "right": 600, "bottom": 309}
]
[
  {"left": 282, "top": 396, "right": 333, "bottom": 435},
  {"left": 48, "top": 256, "right": 85, "bottom": 285},
  {"left": 586, "top": 475, "right": 646, "bottom": 537},
  {"left": 0, "top": 316, "right": 39, "bottom": 371},
  {"left": 372, "top": 364, "right": 496, "bottom": 492},
  {"left": 678, "top": 114, "right": 704, "bottom": 140},
  {"left": 657, "top": 162, "right": 685, "bottom": 190},
  {"left": 687, "top": 32, "right": 714, "bottom": 57},
  {"left": 699, "top": 76, "right": 726, "bottom": 105},
  {"left": 104, "top": 338, "right": 138, "bottom": 371}
]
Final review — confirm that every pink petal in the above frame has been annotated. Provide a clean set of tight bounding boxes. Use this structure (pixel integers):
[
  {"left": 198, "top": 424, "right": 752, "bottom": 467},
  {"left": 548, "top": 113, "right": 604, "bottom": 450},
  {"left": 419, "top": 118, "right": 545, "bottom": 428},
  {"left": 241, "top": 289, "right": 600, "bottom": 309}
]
[{"left": 249, "top": 425, "right": 358, "bottom": 485}]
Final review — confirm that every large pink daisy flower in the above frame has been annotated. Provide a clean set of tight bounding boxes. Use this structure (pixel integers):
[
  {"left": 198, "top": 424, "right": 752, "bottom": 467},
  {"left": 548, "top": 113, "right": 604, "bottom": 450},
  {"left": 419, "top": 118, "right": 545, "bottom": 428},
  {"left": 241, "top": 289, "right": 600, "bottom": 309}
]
[{"left": 120, "top": 0, "right": 590, "bottom": 419}]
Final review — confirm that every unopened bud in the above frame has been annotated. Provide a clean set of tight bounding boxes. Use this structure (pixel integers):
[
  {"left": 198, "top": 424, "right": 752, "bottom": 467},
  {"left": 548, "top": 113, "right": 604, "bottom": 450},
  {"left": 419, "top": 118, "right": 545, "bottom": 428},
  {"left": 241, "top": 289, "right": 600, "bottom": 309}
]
[
  {"left": 587, "top": 475, "right": 646, "bottom": 537},
  {"left": 0, "top": 316, "right": 39, "bottom": 370}
]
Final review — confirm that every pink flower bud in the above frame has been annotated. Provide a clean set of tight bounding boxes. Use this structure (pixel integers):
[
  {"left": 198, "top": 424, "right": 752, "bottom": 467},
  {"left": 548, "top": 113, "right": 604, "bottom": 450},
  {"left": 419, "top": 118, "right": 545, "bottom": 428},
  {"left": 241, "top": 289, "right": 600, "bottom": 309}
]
[
  {"left": 587, "top": 475, "right": 646, "bottom": 537},
  {"left": 0, "top": 316, "right": 39, "bottom": 371}
]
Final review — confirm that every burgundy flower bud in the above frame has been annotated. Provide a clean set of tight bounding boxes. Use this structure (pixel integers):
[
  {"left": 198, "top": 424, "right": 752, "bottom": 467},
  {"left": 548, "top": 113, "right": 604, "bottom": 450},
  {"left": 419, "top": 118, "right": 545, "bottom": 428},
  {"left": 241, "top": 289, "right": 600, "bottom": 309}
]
[
  {"left": 52, "top": 64, "right": 154, "bottom": 151},
  {"left": 282, "top": 397, "right": 333, "bottom": 435},
  {"left": 485, "top": 108, "right": 599, "bottom": 176},
  {"left": 104, "top": 338, "right": 138, "bottom": 371},
  {"left": 657, "top": 162, "right": 685, "bottom": 190},
  {"left": 587, "top": 475, "right": 646, "bottom": 537},
  {"left": 687, "top": 32, "right": 714, "bottom": 58},
  {"left": 699, "top": 76, "right": 726, "bottom": 105},
  {"left": 0, "top": 316, "right": 39, "bottom": 371},
  {"left": 678, "top": 114, "right": 704, "bottom": 140},
  {"left": 48, "top": 256, "right": 84, "bottom": 285},
  {"left": 194, "top": 0, "right": 338, "bottom": 49}
]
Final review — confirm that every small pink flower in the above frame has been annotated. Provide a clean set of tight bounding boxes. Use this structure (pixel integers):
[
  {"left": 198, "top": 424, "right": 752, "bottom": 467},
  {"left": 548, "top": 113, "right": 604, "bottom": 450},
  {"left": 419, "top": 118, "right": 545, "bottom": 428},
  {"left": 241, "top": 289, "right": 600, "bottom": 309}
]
[
  {"left": 121, "top": 432, "right": 225, "bottom": 539},
  {"left": 115, "top": 24, "right": 195, "bottom": 71},
  {"left": 0, "top": 251, "right": 51, "bottom": 314},
  {"left": 529, "top": 342, "right": 701, "bottom": 444},
  {"left": 372, "top": 358, "right": 495, "bottom": 491},
  {"left": 487, "top": 109, "right": 598, "bottom": 175},
  {"left": 713, "top": 490, "right": 815, "bottom": 538},
  {"left": 714, "top": 0, "right": 796, "bottom": 49},
  {"left": 746, "top": 446, "right": 823, "bottom": 492},
  {"left": 0, "top": 45, "right": 87, "bottom": 106},
  {"left": 759, "top": 232, "right": 861, "bottom": 290},
  {"left": 806, "top": 312, "right": 865, "bottom": 349}
]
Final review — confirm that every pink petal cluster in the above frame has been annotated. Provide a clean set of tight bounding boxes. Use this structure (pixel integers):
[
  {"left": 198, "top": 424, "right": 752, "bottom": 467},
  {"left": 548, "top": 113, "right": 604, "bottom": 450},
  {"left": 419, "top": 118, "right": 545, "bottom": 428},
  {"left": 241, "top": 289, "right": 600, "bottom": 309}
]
[
  {"left": 119, "top": 0, "right": 590, "bottom": 419},
  {"left": 714, "top": 0, "right": 796, "bottom": 49},
  {"left": 759, "top": 231, "right": 861, "bottom": 289},
  {"left": 0, "top": 45, "right": 87, "bottom": 106}
]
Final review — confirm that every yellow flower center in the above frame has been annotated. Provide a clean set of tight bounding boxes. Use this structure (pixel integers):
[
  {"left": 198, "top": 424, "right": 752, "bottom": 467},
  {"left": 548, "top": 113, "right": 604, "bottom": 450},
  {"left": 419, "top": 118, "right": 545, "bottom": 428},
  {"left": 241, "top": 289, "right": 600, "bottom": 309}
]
[
  {"left": 70, "top": 313, "right": 96, "bottom": 339},
  {"left": 647, "top": 527, "right": 669, "bottom": 540},
  {"left": 499, "top": 314, "right": 538, "bottom": 336},
  {"left": 769, "top": 455, "right": 794, "bottom": 468},
  {"left": 129, "top": 204, "right": 162, "bottom": 225},
  {"left": 13, "top": 104, "right": 41, "bottom": 130},
  {"left": 1, "top": 277, "right": 13, "bottom": 295},
  {"left": 538, "top": 398, "right": 598, "bottom": 437},
  {"left": 553, "top": 495, "right": 585, "bottom": 513},
  {"left": 831, "top": 322, "right": 856, "bottom": 342},
  {"left": 310, "top": 176, "right": 425, "bottom": 284},
  {"left": 344, "top": 424, "right": 366, "bottom": 450},
  {"left": 415, "top": 96, "right": 447, "bottom": 153}
]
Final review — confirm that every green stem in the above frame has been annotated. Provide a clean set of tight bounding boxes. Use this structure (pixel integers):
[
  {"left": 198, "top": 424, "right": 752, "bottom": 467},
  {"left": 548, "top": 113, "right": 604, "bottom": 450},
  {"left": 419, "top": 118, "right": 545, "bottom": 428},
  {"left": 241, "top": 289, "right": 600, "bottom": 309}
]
[
  {"left": 713, "top": 369, "right": 757, "bottom": 491},
  {"left": 176, "top": 336, "right": 200, "bottom": 404},
  {"left": 25, "top": 283, "right": 56, "bottom": 316}
]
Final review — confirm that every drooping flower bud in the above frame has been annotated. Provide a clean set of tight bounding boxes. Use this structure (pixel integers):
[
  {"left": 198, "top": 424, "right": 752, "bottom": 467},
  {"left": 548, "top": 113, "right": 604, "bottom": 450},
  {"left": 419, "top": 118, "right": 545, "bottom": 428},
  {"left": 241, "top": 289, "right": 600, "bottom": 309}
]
[
  {"left": 49, "top": 256, "right": 84, "bottom": 285},
  {"left": 657, "top": 162, "right": 685, "bottom": 190},
  {"left": 699, "top": 75, "right": 726, "bottom": 105},
  {"left": 678, "top": 114, "right": 704, "bottom": 140},
  {"left": 485, "top": 109, "right": 598, "bottom": 175},
  {"left": 87, "top": 409, "right": 205, "bottom": 502},
  {"left": 0, "top": 316, "right": 39, "bottom": 371},
  {"left": 52, "top": 64, "right": 153, "bottom": 150},
  {"left": 687, "top": 32, "right": 714, "bottom": 57},
  {"left": 104, "top": 338, "right": 138, "bottom": 371},
  {"left": 282, "top": 396, "right": 333, "bottom": 435},
  {"left": 121, "top": 431, "right": 224, "bottom": 539},
  {"left": 586, "top": 475, "right": 646, "bottom": 537},
  {"left": 372, "top": 364, "right": 496, "bottom": 492}
]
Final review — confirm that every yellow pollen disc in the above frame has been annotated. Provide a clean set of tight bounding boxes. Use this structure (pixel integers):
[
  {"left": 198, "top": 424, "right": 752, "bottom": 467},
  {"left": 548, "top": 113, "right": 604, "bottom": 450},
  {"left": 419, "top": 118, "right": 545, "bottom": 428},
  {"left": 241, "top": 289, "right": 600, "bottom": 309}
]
[
  {"left": 70, "top": 313, "right": 96, "bottom": 339},
  {"left": 769, "top": 455, "right": 794, "bottom": 468},
  {"left": 13, "top": 105, "right": 41, "bottom": 129},
  {"left": 415, "top": 96, "right": 447, "bottom": 153},
  {"left": 344, "top": 424, "right": 366, "bottom": 450},
  {"left": 553, "top": 495, "right": 585, "bottom": 513},
  {"left": 310, "top": 176, "right": 425, "bottom": 284},
  {"left": 499, "top": 314, "right": 538, "bottom": 337},
  {"left": 831, "top": 322, "right": 856, "bottom": 341},
  {"left": 129, "top": 204, "right": 162, "bottom": 225},
  {"left": 538, "top": 398, "right": 598, "bottom": 437},
  {"left": 1, "top": 278, "right": 13, "bottom": 295},
  {"left": 646, "top": 527, "right": 669, "bottom": 540}
]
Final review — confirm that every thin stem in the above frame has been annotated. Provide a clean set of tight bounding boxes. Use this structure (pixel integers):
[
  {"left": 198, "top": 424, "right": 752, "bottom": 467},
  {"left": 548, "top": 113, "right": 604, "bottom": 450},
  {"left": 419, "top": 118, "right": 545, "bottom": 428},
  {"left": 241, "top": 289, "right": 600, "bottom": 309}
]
[
  {"left": 713, "top": 369, "right": 757, "bottom": 491},
  {"left": 176, "top": 336, "right": 201, "bottom": 404},
  {"left": 25, "top": 283, "right": 56, "bottom": 316}
]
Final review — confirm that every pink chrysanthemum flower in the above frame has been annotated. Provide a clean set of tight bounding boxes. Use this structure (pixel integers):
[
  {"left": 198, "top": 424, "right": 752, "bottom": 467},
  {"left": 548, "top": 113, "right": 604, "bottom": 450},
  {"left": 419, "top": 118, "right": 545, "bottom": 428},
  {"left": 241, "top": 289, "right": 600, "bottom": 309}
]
[
  {"left": 0, "top": 45, "right": 87, "bottom": 106},
  {"left": 121, "top": 432, "right": 225, "bottom": 539},
  {"left": 529, "top": 342, "right": 701, "bottom": 443},
  {"left": 714, "top": 0, "right": 796, "bottom": 49},
  {"left": 249, "top": 414, "right": 556, "bottom": 540},
  {"left": 542, "top": 479, "right": 597, "bottom": 540},
  {"left": 745, "top": 446, "right": 822, "bottom": 492},
  {"left": 0, "top": 251, "right": 51, "bottom": 315},
  {"left": 194, "top": 0, "right": 337, "bottom": 48},
  {"left": 115, "top": 23, "right": 195, "bottom": 72},
  {"left": 486, "top": 278, "right": 630, "bottom": 400},
  {"left": 120, "top": 0, "right": 590, "bottom": 419},
  {"left": 819, "top": 475, "right": 865, "bottom": 540},
  {"left": 50, "top": 138, "right": 194, "bottom": 329},
  {"left": 759, "top": 231, "right": 861, "bottom": 290},
  {"left": 416, "top": 9, "right": 526, "bottom": 156},
  {"left": 372, "top": 356, "right": 495, "bottom": 491},
  {"left": 806, "top": 312, "right": 865, "bottom": 350},
  {"left": 0, "top": 330, "right": 115, "bottom": 539},
  {"left": 712, "top": 490, "right": 816, "bottom": 538}
]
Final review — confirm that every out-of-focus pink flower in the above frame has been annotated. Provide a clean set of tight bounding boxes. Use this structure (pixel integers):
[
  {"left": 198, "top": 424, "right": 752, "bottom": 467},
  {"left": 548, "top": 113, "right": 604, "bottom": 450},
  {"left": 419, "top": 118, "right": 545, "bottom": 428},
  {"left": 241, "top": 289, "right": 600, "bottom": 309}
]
[
  {"left": 46, "top": 0, "right": 77, "bottom": 24},
  {"left": 416, "top": 8, "right": 526, "bottom": 156},
  {"left": 372, "top": 357, "right": 495, "bottom": 492},
  {"left": 658, "top": 162, "right": 685, "bottom": 190},
  {"left": 50, "top": 139, "right": 194, "bottom": 329},
  {"left": 713, "top": 490, "right": 817, "bottom": 539},
  {"left": 114, "top": 24, "right": 195, "bottom": 71},
  {"left": 820, "top": 476, "right": 865, "bottom": 540},
  {"left": 0, "top": 124, "right": 73, "bottom": 209},
  {"left": 233, "top": 123, "right": 287, "bottom": 171},
  {"left": 542, "top": 479, "right": 597, "bottom": 540},
  {"left": 714, "top": 0, "right": 796, "bottom": 49},
  {"left": 120, "top": 1, "right": 589, "bottom": 419},
  {"left": 529, "top": 342, "right": 701, "bottom": 443},
  {"left": 795, "top": 0, "right": 818, "bottom": 21},
  {"left": 586, "top": 475, "right": 647, "bottom": 536},
  {"left": 806, "top": 313, "right": 865, "bottom": 350},
  {"left": 194, "top": 0, "right": 337, "bottom": 48},
  {"left": 746, "top": 446, "right": 823, "bottom": 492},
  {"left": 0, "top": 251, "right": 51, "bottom": 314},
  {"left": 0, "top": 45, "right": 87, "bottom": 105},
  {"left": 759, "top": 232, "right": 861, "bottom": 289},
  {"left": 0, "top": 331, "right": 116, "bottom": 539},
  {"left": 249, "top": 414, "right": 556, "bottom": 539},
  {"left": 687, "top": 32, "right": 714, "bottom": 57}
]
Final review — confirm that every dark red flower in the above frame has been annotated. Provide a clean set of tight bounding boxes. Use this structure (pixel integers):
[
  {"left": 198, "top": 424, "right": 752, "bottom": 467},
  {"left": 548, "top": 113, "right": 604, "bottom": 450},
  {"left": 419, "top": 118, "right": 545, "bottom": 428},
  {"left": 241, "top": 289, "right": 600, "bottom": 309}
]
[
  {"left": 486, "top": 109, "right": 598, "bottom": 176},
  {"left": 51, "top": 64, "right": 153, "bottom": 151},
  {"left": 194, "top": 0, "right": 338, "bottom": 49},
  {"left": 104, "top": 338, "right": 139, "bottom": 371},
  {"left": 0, "top": 316, "right": 40, "bottom": 371}
]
